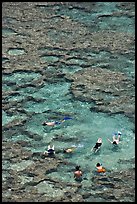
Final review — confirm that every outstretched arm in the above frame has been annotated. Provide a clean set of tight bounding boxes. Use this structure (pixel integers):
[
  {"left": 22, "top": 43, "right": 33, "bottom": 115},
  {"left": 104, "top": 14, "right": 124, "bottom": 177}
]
[{"left": 107, "top": 138, "right": 112, "bottom": 144}]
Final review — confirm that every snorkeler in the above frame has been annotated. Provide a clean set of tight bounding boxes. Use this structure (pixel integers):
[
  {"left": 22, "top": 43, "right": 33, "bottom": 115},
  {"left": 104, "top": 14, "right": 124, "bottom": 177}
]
[
  {"left": 96, "top": 163, "right": 106, "bottom": 173},
  {"left": 91, "top": 138, "right": 102, "bottom": 153},
  {"left": 42, "top": 116, "right": 73, "bottom": 126},
  {"left": 63, "top": 146, "right": 76, "bottom": 153},
  {"left": 44, "top": 145, "right": 55, "bottom": 156},
  {"left": 108, "top": 132, "right": 121, "bottom": 145},
  {"left": 42, "top": 121, "right": 62, "bottom": 126}
]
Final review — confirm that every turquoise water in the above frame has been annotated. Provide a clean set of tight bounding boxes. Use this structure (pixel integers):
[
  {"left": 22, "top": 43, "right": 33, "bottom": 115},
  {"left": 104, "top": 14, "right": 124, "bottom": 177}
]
[
  {"left": 23, "top": 83, "right": 135, "bottom": 173},
  {"left": 3, "top": 71, "right": 41, "bottom": 86},
  {"left": 2, "top": 1, "right": 135, "bottom": 197},
  {"left": 54, "top": 2, "right": 134, "bottom": 34},
  {"left": 3, "top": 79, "right": 135, "bottom": 174}
]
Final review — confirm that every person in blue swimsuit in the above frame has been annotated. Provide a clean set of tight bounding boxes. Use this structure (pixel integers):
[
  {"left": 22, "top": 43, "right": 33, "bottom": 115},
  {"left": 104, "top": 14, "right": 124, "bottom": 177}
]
[{"left": 42, "top": 116, "right": 73, "bottom": 126}]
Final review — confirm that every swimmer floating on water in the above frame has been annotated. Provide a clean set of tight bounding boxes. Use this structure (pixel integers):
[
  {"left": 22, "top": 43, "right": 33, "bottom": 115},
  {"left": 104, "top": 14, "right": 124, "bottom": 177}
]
[
  {"left": 42, "top": 116, "right": 73, "bottom": 126},
  {"left": 108, "top": 131, "right": 121, "bottom": 145},
  {"left": 42, "top": 121, "right": 62, "bottom": 126},
  {"left": 96, "top": 163, "right": 106, "bottom": 173},
  {"left": 44, "top": 145, "right": 55, "bottom": 156},
  {"left": 91, "top": 138, "right": 102, "bottom": 153},
  {"left": 63, "top": 146, "right": 76, "bottom": 153}
]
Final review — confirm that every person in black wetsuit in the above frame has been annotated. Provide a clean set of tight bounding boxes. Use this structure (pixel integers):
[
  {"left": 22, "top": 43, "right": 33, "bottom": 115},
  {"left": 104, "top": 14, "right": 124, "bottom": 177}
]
[{"left": 91, "top": 138, "right": 102, "bottom": 153}]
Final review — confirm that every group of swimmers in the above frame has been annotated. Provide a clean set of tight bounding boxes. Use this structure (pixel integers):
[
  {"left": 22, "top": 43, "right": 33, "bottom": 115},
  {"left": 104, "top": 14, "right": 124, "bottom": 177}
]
[
  {"left": 91, "top": 131, "right": 121, "bottom": 153},
  {"left": 42, "top": 118, "right": 122, "bottom": 181},
  {"left": 74, "top": 131, "right": 122, "bottom": 180}
]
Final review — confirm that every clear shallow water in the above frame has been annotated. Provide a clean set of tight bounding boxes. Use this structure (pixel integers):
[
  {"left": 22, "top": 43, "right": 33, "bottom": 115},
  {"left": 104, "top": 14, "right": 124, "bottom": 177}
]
[
  {"left": 3, "top": 71, "right": 41, "bottom": 86},
  {"left": 24, "top": 91, "right": 134, "bottom": 172},
  {"left": 2, "top": 1, "right": 135, "bottom": 198},
  {"left": 3, "top": 80, "right": 135, "bottom": 174}
]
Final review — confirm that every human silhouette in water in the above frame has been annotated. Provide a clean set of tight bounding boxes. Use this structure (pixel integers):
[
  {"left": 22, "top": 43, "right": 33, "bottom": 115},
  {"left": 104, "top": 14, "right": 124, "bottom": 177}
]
[
  {"left": 44, "top": 145, "right": 55, "bottom": 156},
  {"left": 74, "top": 165, "right": 83, "bottom": 181},
  {"left": 96, "top": 163, "right": 106, "bottom": 173},
  {"left": 108, "top": 132, "right": 121, "bottom": 145},
  {"left": 91, "top": 138, "right": 102, "bottom": 153}
]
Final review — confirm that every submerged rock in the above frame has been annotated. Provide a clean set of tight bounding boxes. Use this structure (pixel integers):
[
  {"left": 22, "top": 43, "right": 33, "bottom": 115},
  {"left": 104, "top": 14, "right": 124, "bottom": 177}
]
[{"left": 66, "top": 67, "right": 135, "bottom": 120}]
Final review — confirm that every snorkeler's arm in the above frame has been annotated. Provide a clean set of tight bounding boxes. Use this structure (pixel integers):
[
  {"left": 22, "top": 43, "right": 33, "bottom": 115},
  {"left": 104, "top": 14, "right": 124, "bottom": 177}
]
[
  {"left": 44, "top": 151, "right": 48, "bottom": 155},
  {"left": 107, "top": 138, "right": 113, "bottom": 143}
]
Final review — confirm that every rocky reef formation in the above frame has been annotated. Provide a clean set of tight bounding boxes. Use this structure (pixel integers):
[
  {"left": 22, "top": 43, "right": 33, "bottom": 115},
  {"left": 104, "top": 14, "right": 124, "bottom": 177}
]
[{"left": 65, "top": 67, "right": 135, "bottom": 121}]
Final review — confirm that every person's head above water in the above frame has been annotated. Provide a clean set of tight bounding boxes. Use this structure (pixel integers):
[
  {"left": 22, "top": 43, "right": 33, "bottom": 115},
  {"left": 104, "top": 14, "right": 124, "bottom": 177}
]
[
  {"left": 75, "top": 165, "right": 81, "bottom": 171},
  {"left": 97, "top": 138, "right": 102, "bottom": 143},
  {"left": 96, "top": 163, "right": 103, "bottom": 167},
  {"left": 113, "top": 141, "right": 117, "bottom": 145}
]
